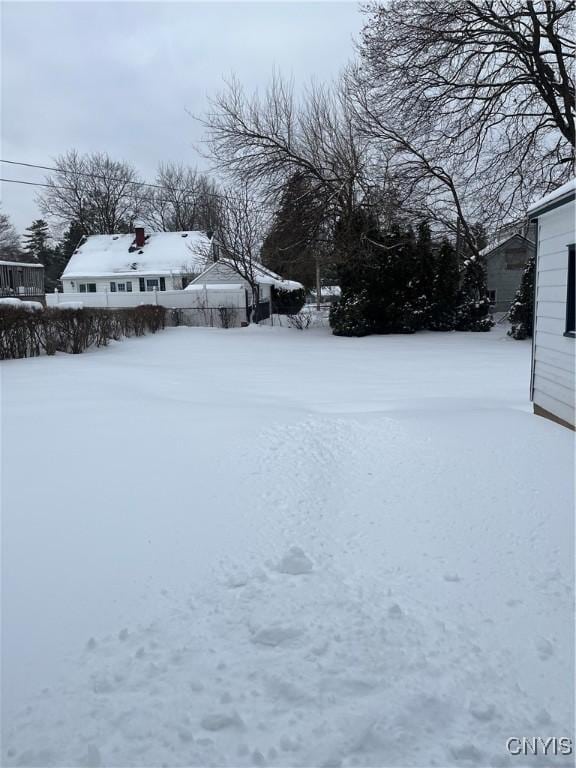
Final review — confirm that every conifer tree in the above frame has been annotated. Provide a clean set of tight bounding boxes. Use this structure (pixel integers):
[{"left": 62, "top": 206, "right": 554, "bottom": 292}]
[
  {"left": 23, "top": 219, "right": 67, "bottom": 292},
  {"left": 454, "top": 256, "right": 494, "bottom": 332},
  {"left": 260, "top": 173, "right": 327, "bottom": 290},
  {"left": 23, "top": 219, "right": 50, "bottom": 261},
  {"left": 429, "top": 239, "right": 460, "bottom": 330},
  {"left": 508, "top": 254, "right": 535, "bottom": 340}
]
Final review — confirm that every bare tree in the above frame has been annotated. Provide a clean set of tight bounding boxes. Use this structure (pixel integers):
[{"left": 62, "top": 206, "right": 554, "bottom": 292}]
[
  {"left": 199, "top": 75, "right": 374, "bottom": 300},
  {"left": 355, "top": 0, "right": 575, "bottom": 227},
  {"left": 0, "top": 209, "right": 25, "bottom": 262},
  {"left": 199, "top": 74, "right": 369, "bottom": 225},
  {"left": 143, "top": 163, "right": 222, "bottom": 232},
  {"left": 38, "top": 150, "right": 144, "bottom": 235},
  {"left": 216, "top": 184, "right": 271, "bottom": 323}
]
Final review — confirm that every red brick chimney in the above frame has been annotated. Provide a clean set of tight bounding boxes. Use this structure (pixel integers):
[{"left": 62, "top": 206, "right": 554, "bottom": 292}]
[{"left": 134, "top": 222, "right": 145, "bottom": 248}]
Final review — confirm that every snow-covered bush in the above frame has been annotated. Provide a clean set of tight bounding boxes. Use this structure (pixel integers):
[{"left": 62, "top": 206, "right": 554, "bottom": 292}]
[
  {"left": 0, "top": 305, "right": 167, "bottom": 360},
  {"left": 329, "top": 292, "right": 372, "bottom": 336},
  {"left": 272, "top": 286, "right": 306, "bottom": 315}
]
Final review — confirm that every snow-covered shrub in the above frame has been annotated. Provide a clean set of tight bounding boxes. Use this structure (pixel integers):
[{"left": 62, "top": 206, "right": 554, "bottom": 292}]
[
  {"left": 0, "top": 304, "right": 43, "bottom": 359},
  {"left": 329, "top": 292, "right": 372, "bottom": 337},
  {"left": 0, "top": 305, "right": 167, "bottom": 360},
  {"left": 272, "top": 286, "right": 306, "bottom": 315}
]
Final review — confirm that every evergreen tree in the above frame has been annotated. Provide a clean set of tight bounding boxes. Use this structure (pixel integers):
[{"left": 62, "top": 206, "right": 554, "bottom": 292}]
[
  {"left": 429, "top": 239, "right": 460, "bottom": 330},
  {"left": 261, "top": 173, "right": 329, "bottom": 290},
  {"left": 58, "top": 221, "right": 85, "bottom": 262},
  {"left": 508, "top": 254, "right": 535, "bottom": 340},
  {"left": 454, "top": 256, "right": 494, "bottom": 332},
  {"left": 23, "top": 219, "right": 68, "bottom": 292},
  {"left": 331, "top": 211, "right": 423, "bottom": 336},
  {"left": 407, "top": 222, "right": 436, "bottom": 330},
  {"left": 23, "top": 219, "right": 50, "bottom": 261}
]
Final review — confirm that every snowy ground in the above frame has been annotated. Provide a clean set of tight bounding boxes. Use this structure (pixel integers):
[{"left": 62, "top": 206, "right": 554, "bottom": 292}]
[{"left": 2, "top": 325, "right": 574, "bottom": 768}]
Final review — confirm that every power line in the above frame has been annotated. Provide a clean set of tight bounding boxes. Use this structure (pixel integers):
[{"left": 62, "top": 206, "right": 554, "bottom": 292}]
[
  {"left": 0, "top": 173, "right": 279, "bottom": 217},
  {"left": 2, "top": 158, "right": 174, "bottom": 192},
  {"left": 0, "top": 158, "right": 267, "bottom": 208},
  {"left": 0, "top": 157, "right": 320, "bottom": 211},
  {"left": 1, "top": 177, "right": 54, "bottom": 189}
]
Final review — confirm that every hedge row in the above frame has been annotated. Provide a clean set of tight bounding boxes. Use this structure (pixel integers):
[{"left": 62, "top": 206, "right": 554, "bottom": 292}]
[{"left": 0, "top": 305, "right": 167, "bottom": 360}]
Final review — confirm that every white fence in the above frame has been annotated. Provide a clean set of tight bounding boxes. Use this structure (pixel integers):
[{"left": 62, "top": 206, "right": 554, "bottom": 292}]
[
  {"left": 47, "top": 287, "right": 245, "bottom": 309},
  {"left": 46, "top": 287, "right": 249, "bottom": 327}
]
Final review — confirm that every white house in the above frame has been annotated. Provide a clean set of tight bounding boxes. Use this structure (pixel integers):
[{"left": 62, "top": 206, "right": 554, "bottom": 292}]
[
  {"left": 60, "top": 225, "right": 215, "bottom": 295},
  {"left": 186, "top": 259, "right": 303, "bottom": 318},
  {"left": 528, "top": 179, "right": 575, "bottom": 430}
]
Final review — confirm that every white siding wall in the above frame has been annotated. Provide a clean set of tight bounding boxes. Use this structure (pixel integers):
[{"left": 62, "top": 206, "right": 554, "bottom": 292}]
[
  {"left": 532, "top": 201, "right": 575, "bottom": 427},
  {"left": 62, "top": 275, "right": 182, "bottom": 293},
  {"left": 192, "top": 261, "right": 272, "bottom": 302}
]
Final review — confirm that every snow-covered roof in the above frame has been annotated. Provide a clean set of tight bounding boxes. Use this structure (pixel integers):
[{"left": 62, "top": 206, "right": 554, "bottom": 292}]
[
  {"left": 480, "top": 233, "right": 534, "bottom": 258},
  {"left": 528, "top": 179, "right": 576, "bottom": 216},
  {"left": 62, "top": 231, "right": 212, "bottom": 279},
  {"left": 185, "top": 283, "right": 244, "bottom": 292},
  {"left": 310, "top": 285, "right": 341, "bottom": 297},
  {"left": 0, "top": 260, "right": 43, "bottom": 268}
]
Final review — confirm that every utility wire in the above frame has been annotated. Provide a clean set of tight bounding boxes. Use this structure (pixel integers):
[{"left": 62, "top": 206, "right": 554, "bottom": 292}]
[
  {"left": 0, "top": 158, "right": 322, "bottom": 211},
  {"left": 0, "top": 158, "right": 270, "bottom": 208}
]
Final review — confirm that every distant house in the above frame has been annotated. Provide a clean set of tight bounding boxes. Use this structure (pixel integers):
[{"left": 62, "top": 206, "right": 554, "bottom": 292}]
[
  {"left": 186, "top": 259, "right": 303, "bottom": 319},
  {"left": 60, "top": 224, "right": 215, "bottom": 296},
  {"left": 308, "top": 285, "right": 341, "bottom": 304},
  {"left": 481, "top": 232, "right": 535, "bottom": 312},
  {"left": 0, "top": 259, "right": 44, "bottom": 301},
  {"left": 528, "top": 179, "right": 575, "bottom": 430}
]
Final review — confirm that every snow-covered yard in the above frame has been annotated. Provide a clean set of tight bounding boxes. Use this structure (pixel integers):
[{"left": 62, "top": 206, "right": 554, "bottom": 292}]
[{"left": 2, "top": 325, "right": 573, "bottom": 767}]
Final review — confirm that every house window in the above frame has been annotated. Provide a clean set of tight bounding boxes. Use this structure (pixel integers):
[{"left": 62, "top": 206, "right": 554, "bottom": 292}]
[
  {"left": 146, "top": 278, "right": 159, "bottom": 291},
  {"left": 110, "top": 282, "right": 117, "bottom": 292},
  {"left": 126, "top": 282, "right": 132, "bottom": 292},
  {"left": 139, "top": 278, "right": 145, "bottom": 292},
  {"left": 87, "top": 283, "right": 96, "bottom": 293},
  {"left": 117, "top": 283, "right": 125, "bottom": 292},
  {"left": 566, "top": 244, "right": 575, "bottom": 337},
  {"left": 160, "top": 277, "right": 166, "bottom": 291},
  {"left": 79, "top": 284, "right": 86, "bottom": 293},
  {"left": 487, "top": 289, "right": 497, "bottom": 304}
]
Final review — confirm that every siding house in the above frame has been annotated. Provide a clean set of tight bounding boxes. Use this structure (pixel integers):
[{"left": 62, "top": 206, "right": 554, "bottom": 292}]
[
  {"left": 60, "top": 225, "right": 215, "bottom": 296},
  {"left": 0, "top": 259, "right": 44, "bottom": 301},
  {"left": 186, "top": 259, "right": 303, "bottom": 319},
  {"left": 528, "top": 179, "right": 575, "bottom": 430},
  {"left": 481, "top": 232, "right": 535, "bottom": 312}
]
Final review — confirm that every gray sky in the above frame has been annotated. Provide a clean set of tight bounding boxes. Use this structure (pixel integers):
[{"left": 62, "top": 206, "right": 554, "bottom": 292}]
[{"left": 1, "top": 1, "right": 363, "bottom": 236}]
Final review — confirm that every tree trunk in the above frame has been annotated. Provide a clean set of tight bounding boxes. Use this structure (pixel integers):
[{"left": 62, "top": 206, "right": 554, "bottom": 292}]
[
  {"left": 252, "top": 283, "right": 260, "bottom": 324},
  {"left": 315, "top": 257, "right": 321, "bottom": 312}
]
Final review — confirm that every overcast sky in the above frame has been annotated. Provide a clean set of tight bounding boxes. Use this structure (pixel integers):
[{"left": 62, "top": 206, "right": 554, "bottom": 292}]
[{"left": 1, "top": 1, "right": 363, "bottom": 235}]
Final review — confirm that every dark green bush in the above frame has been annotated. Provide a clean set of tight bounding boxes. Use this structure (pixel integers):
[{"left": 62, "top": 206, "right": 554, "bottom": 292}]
[{"left": 272, "top": 286, "right": 306, "bottom": 315}]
